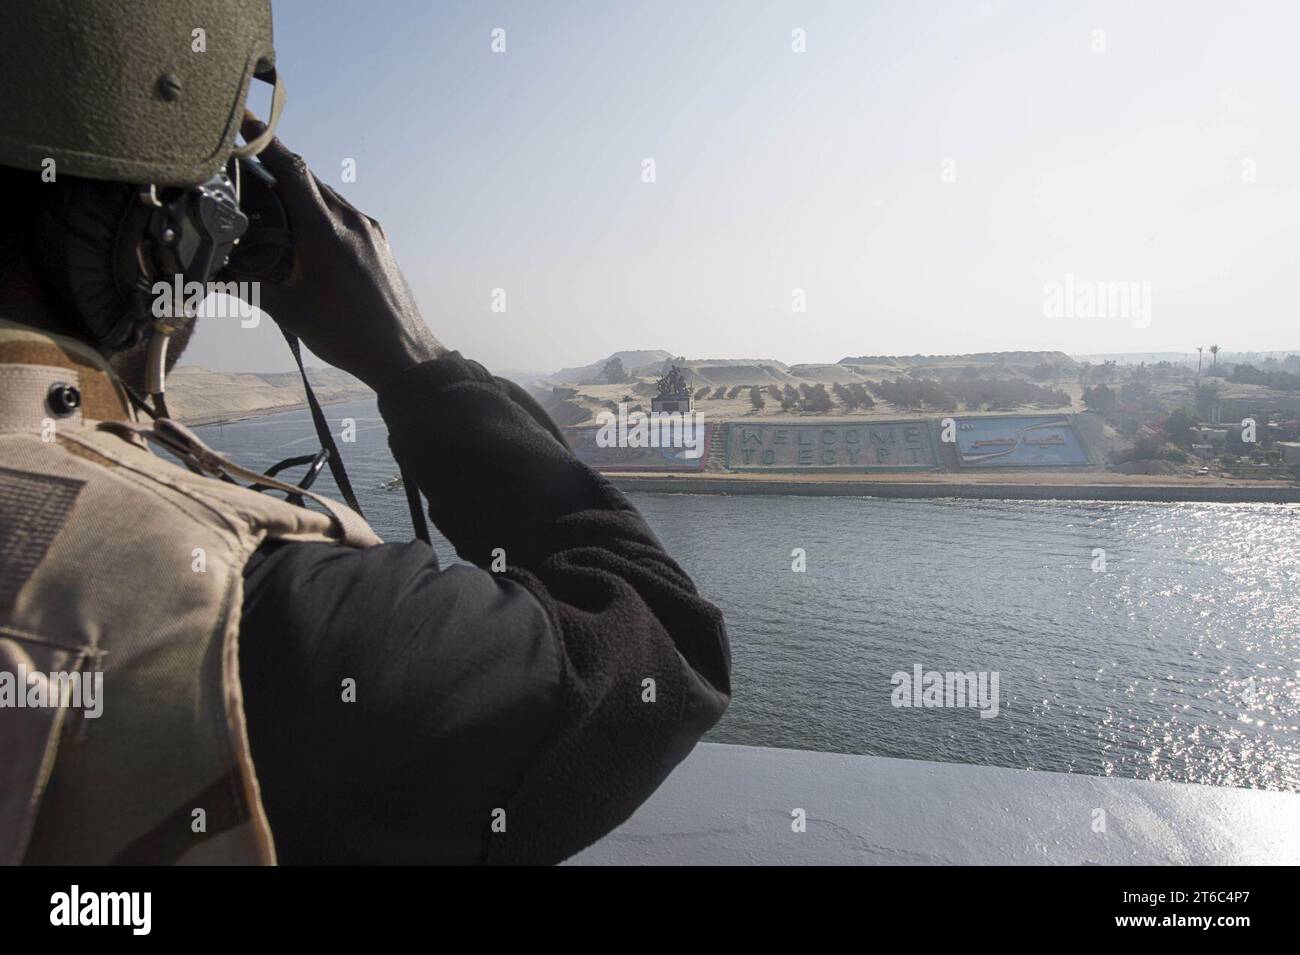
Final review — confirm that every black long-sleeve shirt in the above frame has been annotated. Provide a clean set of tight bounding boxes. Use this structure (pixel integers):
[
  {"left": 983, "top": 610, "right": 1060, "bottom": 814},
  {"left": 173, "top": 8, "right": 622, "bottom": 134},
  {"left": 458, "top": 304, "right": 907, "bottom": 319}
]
[{"left": 237, "top": 352, "right": 730, "bottom": 865}]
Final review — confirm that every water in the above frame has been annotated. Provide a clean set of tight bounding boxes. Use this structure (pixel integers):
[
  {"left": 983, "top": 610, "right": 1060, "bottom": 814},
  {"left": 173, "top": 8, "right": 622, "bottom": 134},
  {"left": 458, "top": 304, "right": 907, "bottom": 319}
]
[{"left": 195, "top": 398, "right": 1300, "bottom": 792}]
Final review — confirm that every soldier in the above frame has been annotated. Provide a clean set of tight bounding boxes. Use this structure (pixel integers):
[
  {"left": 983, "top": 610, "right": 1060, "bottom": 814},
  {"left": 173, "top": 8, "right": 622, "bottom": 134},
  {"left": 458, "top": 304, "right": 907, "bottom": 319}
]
[{"left": 0, "top": 0, "right": 729, "bottom": 864}]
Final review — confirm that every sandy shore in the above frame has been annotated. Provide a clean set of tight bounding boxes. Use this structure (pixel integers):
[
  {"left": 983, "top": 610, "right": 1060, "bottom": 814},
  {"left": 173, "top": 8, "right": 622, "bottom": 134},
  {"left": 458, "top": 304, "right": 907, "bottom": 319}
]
[
  {"left": 606, "top": 470, "right": 1300, "bottom": 503},
  {"left": 179, "top": 394, "right": 369, "bottom": 428},
  {"left": 164, "top": 364, "right": 374, "bottom": 428},
  {"left": 176, "top": 399, "right": 1299, "bottom": 504}
]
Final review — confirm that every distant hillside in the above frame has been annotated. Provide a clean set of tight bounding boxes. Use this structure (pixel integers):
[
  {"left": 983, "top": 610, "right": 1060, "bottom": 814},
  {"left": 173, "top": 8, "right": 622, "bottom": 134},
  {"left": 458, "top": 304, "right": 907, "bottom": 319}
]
[
  {"left": 167, "top": 365, "right": 372, "bottom": 425},
  {"left": 1074, "top": 350, "right": 1300, "bottom": 367},
  {"left": 786, "top": 363, "right": 863, "bottom": 383},
  {"left": 536, "top": 348, "right": 1083, "bottom": 427},
  {"left": 839, "top": 351, "right": 1076, "bottom": 370},
  {"left": 553, "top": 349, "right": 675, "bottom": 384},
  {"left": 550, "top": 349, "right": 1079, "bottom": 387},
  {"left": 683, "top": 364, "right": 793, "bottom": 386}
]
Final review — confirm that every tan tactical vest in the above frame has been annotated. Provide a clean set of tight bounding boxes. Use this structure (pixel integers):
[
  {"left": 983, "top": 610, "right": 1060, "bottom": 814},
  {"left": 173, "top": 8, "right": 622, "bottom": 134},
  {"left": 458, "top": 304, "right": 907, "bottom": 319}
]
[{"left": 0, "top": 319, "right": 380, "bottom": 864}]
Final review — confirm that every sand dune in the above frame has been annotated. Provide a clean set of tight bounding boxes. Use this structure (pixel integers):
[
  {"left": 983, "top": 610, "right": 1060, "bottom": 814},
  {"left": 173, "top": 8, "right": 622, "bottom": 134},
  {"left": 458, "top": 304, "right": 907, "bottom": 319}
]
[{"left": 166, "top": 365, "right": 372, "bottom": 425}]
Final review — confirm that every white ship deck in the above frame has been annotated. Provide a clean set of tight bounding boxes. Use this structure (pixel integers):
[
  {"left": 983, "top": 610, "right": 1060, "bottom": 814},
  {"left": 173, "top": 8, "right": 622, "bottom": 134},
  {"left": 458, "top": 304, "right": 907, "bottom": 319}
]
[{"left": 569, "top": 742, "right": 1300, "bottom": 865}]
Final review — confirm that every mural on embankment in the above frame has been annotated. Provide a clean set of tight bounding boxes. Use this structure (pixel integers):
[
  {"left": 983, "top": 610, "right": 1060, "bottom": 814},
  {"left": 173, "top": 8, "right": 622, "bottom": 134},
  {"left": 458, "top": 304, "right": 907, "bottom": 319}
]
[
  {"left": 725, "top": 421, "right": 939, "bottom": 471},
  {"left": 563, "top": 423, "right": 713, "bottom": 471},
  {"left": 564, "top": 415, "right": 1092, "bottom": 472},
  {"left": 952, "top": 415, "right": 1089, "bottom": 468}
]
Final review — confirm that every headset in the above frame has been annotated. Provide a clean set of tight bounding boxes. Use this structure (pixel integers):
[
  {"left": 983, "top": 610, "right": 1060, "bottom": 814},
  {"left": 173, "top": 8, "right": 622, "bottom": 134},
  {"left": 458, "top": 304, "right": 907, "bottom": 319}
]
[
  {"left": 29, "top": 150, "right": 419, "bottom": 531},
  {"left": 33, "top": 157, "right": 288, "bottom": 375},
  {"left": 30, "top": 123, "right": 437, "bottom": 540},
  {"left": 31, "top": 153, "right": 432, "bottom": 540}
]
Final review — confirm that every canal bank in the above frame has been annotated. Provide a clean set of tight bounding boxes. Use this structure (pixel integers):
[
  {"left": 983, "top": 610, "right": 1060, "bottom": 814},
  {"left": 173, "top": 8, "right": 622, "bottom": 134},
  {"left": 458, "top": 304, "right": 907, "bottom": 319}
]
[{"left": 608, "top": 473, "right": 1300, "bottom": 503}]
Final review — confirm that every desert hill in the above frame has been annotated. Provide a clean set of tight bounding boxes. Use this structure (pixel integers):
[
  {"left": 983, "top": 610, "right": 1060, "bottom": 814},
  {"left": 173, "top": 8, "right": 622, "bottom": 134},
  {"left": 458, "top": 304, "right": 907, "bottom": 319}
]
[
  {"left": 553, "top": 349, "right": 676, "bottom": 384},
  {"left": 166, "top": 365, "right": 371, "bottom": 425},
  {"left": 533, "top": 349, "right": 1084, "bottom": 427}
]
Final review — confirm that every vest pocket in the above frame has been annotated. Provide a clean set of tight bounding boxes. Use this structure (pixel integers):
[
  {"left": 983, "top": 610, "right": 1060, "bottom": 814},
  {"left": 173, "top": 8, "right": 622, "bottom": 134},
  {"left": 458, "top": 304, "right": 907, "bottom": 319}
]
[{"left": 0, "top": 628, "right": 96, "bottom": 864}]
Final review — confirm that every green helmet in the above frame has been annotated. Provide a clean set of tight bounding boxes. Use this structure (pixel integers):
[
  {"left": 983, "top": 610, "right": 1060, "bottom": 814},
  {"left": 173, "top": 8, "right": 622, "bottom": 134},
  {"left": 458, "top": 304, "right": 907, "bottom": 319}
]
[{"left": 0, "top": 0, "right": 282, "bottom": 187}]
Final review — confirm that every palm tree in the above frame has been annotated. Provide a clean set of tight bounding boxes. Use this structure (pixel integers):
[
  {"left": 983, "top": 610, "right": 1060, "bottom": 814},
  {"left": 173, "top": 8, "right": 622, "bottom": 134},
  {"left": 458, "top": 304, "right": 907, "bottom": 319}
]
[
  {"left": 1196, "top": 346, "right": 1203, "bottom": 377},
  {"left": 1210, "top": 344, "right": 1220, "bottom": 371}
]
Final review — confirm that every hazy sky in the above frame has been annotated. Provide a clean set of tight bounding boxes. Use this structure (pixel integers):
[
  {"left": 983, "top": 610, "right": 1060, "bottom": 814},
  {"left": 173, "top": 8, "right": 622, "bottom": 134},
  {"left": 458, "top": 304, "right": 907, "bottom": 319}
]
[{"left": 187, "top": 0, "right": 1300, "bottom": 374}]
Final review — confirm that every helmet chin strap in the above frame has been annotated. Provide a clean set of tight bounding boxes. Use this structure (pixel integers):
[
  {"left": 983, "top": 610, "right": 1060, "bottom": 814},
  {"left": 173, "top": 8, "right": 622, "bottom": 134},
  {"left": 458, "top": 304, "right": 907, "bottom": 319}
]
[
  {"left": 145, "top": 322, "right": 173, "bottom": 418},
  {"left": 133, "top": 163, "right": 247, "bottom": 416},
  {"left": 145, "top": 296, "right": 197, "bottom": 419},
  {"left": 232, "top": 68, "right": 286, "bottom": 159},
  {"left": 120, "top": 68, "right": 379, "bottom": 528},
  {"left": 109, "top": 69, "right": 283, "bottom": 431}
]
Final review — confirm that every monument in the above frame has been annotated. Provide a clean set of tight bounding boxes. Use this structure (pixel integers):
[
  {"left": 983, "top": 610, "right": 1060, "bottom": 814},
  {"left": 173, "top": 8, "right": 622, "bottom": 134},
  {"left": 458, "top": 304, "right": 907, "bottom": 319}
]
[{"left": 652, "top": 365, "right": 694, "bottom": 415}]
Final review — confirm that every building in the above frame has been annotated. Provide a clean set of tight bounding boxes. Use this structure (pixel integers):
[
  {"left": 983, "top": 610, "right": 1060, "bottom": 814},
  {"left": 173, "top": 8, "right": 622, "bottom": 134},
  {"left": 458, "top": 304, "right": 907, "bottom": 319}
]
[
  {"left": 1276, "top": 441, "right": 1300, "bottom": 466},
  {"left": 1190, "top": 426, "right": 1229, "bottom": 445}
]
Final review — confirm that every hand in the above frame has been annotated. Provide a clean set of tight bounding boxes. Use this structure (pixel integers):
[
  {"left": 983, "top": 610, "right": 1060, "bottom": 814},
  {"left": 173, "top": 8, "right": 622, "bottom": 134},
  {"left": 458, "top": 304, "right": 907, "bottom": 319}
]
[{"left": 239, "top": 116, "right": 444, "bottom": 391}]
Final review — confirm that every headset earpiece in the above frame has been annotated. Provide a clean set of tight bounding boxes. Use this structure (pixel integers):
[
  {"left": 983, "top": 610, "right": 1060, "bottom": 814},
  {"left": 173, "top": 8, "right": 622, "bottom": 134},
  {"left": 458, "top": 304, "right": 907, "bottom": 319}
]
[
  {"left": 34, "top": 177, "right": 149, "bottom": 351},
  {"left": 34, "top": 171, "right": 248, "bottom": 352}
]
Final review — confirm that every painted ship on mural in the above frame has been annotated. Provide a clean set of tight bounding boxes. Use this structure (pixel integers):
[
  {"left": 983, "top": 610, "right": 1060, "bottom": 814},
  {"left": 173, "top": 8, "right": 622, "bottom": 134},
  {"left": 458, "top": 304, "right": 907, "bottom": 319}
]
[{"left": 956, "top": 416, "right": 1087, "bottom": 466}]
